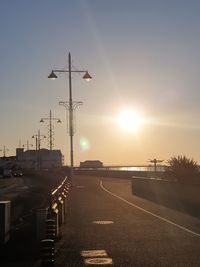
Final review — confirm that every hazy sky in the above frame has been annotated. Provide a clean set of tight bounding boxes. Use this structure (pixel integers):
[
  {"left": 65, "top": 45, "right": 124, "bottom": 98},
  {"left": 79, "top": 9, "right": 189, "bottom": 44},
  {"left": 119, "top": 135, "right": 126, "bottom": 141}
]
[{"left": 1, "top": 0, "right": 200, "bottom": 166}]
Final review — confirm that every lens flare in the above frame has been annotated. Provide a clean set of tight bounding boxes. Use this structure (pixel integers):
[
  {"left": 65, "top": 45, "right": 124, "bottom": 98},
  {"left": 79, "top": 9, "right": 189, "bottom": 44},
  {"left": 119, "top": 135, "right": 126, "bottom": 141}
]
[{"left": 80, "top": 136, "right": 90, "bottom": 152}]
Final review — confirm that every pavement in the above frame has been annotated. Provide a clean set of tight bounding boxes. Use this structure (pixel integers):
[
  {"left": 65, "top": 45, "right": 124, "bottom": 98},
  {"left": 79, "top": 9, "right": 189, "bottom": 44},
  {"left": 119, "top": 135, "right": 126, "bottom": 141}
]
[
  {"left": 1, "top": 174, "right": 200, "bottom": 267},
  {"left": 54, "top": 175, "right": 200, "bottom": 267}
]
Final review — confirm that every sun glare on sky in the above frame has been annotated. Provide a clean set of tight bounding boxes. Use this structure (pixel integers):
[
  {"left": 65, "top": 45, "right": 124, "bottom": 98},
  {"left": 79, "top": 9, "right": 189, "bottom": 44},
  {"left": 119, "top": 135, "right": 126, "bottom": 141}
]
[{"left": 118, "top": 110, "right": 142, "bottom": 133}]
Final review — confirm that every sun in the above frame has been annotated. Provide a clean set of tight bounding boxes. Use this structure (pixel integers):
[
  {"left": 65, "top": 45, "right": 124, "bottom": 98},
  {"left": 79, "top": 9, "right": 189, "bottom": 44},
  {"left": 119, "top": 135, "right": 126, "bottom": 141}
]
[{"left": 118, "top": 110, "right": 141, "bottom": 132}]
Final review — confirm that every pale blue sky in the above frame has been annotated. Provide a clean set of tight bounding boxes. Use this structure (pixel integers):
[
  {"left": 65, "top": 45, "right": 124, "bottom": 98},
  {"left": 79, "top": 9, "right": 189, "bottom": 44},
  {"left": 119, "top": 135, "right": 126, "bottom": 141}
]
[{"left": 1, "top": 0, "right": 200, "bottom": 165}]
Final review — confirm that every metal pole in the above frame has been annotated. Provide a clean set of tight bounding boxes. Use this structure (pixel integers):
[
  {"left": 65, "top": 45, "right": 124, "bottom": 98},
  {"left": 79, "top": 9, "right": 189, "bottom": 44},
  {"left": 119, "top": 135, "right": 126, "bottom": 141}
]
[
  {"left": 50, "top": 110, "right": 53, "bottom": 150},
  {"left": 36, "top": 137, "right": 38, "bottom": 151},
  {"left": 38, "top": 130, "right": 41, "bottom": 150},
  {"left": 38, "top": 130, "right": 40, "bottom": 170},
  {"left": 35, "top": 137, "right": 38, "bottom": 170},
  {"left": 48, "top": 53, "right": 91, "bottom": 178},
  {"left": 68, "top": 53, "right": 74, "bottom": 179}
]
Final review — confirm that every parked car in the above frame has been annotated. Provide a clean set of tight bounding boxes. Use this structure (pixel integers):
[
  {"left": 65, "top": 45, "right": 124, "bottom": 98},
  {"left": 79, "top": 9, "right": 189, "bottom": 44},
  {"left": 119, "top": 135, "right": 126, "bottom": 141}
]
[{"left": 12, "top": 169, "right": 23, "bottom": 177}]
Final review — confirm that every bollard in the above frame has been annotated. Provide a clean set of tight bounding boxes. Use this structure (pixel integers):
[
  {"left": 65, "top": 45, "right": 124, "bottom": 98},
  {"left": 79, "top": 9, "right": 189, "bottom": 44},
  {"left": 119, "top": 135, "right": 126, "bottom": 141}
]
[
  {"left": 51, "top": 203, "right": 59, "bottom": 237},
  {"left": 58, "top": 196, "right": 65, "bottom": 225},
  {"left": 0, "top": 201, "right": 11, "bottom": 244},
  {"left": 45, "top": 219, "right": 56, "bottom": 240},
  {"left": 62, "top": 191, "right": 67, "bottom": 215},
  {"left": 40, "top": 239, "right": 55, "bottom": 266}
]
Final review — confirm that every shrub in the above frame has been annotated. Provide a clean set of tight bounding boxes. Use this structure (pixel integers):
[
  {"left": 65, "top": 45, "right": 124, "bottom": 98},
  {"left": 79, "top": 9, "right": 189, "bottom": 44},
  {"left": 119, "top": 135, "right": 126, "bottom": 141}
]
[{"left": 167, "top": 155, "right": 199, "bottom": 182}]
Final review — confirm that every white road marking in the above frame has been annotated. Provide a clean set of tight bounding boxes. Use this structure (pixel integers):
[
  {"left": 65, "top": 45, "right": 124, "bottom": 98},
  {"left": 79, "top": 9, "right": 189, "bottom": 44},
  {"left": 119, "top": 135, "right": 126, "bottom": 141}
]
[
  {"left": 93, "top": 220, "right": 114, "bottom": 225},
  {"left": 81, "top": 250, "right": 113, "bottom": 265},
  {"left": 84, "top": 258, "right": 113, "bottom": 265},
  {"left": 76, "top": 185, "right": 85, "bottom": 189},
  {"left": 81, "top": 250, "right": 107, "bottom": 257},
  {"left": 100, "top": 181, "right": 200, "bottom": 237}
]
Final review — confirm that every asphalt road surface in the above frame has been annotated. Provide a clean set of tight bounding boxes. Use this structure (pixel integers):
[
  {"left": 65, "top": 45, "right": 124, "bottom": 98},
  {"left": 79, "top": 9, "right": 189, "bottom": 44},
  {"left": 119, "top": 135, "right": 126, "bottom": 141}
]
[{"left": 55, "top": 175, "right": 200, "bottom": 267}]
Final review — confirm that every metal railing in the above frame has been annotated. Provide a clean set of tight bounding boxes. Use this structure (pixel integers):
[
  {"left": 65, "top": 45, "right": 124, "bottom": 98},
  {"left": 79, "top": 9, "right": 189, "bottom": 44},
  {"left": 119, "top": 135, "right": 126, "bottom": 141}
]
[{"left": 40, "top": 176, "right": 70, "bottom": 266}]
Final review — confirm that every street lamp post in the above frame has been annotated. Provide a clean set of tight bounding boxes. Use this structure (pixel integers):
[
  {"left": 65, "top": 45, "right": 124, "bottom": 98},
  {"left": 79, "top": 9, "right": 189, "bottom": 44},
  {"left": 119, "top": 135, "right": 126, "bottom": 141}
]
[
  {"left": 40, "top": 110, "right": 61, "bottom": 150},
  {"left": 0, "top": 146, "right": 9, "bottom": 158},
  {"left": 22, "top": 140, "right": 33, "bottom": 150},
  {"left": 32, "top": 130, "right": 46, "bottom": 170},
  {"left": 48, "top": 52, "right": 92, "bottom": 179}
]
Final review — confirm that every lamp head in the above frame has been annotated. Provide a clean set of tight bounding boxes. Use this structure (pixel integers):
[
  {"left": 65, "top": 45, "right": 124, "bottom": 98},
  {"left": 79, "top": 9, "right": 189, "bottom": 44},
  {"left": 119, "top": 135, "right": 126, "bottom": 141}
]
[
  {"left": 40, "top": 119, "right": 44, "bottom": 123},
  {"left": 83, "top": 71, "right": 92, "bottom": 81},
  {"left": 57, "top": 119, "right": 62, "bottom": 123},
  {"left": 48, "top": 70, "right": 57, "bottom": 80}
]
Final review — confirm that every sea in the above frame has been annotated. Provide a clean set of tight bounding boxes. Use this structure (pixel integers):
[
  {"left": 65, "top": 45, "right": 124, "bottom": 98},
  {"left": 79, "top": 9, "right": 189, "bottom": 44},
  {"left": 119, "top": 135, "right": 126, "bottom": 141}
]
[{"left": 104, "top": 166, "right": 166, "bottom": 172}]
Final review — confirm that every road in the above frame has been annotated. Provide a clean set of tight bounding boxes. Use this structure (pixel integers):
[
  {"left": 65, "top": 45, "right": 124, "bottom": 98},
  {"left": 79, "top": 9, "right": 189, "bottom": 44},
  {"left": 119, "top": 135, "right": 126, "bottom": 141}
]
[
  {"left": 0, "top": 176, "right": 47, "bottom": 225},
  {"left": 0, "top": 173, "right": 64, "bottom": 267},
  {"left": 0, "top": 177, "right": 25, "bottom": 198},
  {"left": 55, "top": 175, "right": 200, "bottom": 267}
]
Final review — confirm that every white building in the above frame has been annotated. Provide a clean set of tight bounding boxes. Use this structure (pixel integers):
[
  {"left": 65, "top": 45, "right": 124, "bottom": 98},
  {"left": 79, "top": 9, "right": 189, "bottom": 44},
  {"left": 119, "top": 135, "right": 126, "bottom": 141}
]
[
  {"left": 80, "top": 160, "right": 103, "bottom": 168},
  {"left": 16, "top": 148, "right": 64, "bottom": 169}
]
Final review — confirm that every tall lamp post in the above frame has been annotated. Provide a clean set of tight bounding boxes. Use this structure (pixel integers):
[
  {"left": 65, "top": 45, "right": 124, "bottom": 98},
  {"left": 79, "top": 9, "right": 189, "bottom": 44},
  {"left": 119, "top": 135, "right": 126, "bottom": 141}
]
[
  {"left": 32, "top": 130, "right": 46, "bottom": 170},
  {"left": 48, "top": 52, "right": 92, "bottom": 178},
  {"left": 40, "top": 109, "right": 61, "bottom": 150},
  {"left": 22, "top": 140, "right": 33, "bottom": 150},
  {"left": 0, "top": 145, "right": 9, "bottom": 158}
]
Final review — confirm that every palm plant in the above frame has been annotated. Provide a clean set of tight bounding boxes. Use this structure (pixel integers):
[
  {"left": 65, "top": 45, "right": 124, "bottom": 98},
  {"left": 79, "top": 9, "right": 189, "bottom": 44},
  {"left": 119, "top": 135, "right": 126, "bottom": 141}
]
[{"left": 167, "top": 155, "right": 199, "bottom": 182}]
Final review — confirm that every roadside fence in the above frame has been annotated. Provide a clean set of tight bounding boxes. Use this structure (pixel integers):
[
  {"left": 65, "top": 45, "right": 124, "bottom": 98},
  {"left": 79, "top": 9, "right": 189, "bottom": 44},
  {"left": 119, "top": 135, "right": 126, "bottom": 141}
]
[{"left": 39, "top": 176, "right": 70, "bottom": 266}]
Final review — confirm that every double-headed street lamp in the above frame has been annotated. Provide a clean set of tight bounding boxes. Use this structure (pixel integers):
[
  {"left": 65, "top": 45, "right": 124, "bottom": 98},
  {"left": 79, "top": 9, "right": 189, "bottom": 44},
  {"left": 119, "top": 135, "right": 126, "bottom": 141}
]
[
  {"left": 0, "top": 145, "right": 9, "bottom": 158},
  {"left": 22, "top": 140, "right": 33, "bottom": 150},
  {"left": 40, "top": 110, "right": 61, "bottom": 150},
  {"left": 32, "top": 130, "right": 46, "bottom": 170},
  {"left": 48, "top": 52, "right": 92, "bottom": 178}
]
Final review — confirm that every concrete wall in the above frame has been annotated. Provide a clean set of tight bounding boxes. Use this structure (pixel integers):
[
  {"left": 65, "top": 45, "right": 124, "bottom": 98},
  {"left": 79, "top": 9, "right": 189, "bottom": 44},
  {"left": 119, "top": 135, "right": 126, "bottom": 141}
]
[{"left": 132, "top": 178, "right": 200, "bottom": 218}]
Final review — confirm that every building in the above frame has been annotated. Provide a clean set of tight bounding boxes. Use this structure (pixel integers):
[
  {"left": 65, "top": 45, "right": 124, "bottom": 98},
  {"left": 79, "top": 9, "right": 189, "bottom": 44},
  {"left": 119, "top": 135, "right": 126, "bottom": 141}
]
[
  {"left": 80, "top": 160, "right": 103, "bottom": 168},
  {"left": 16, "top": 148, "right": 64, "bottom": 169}
]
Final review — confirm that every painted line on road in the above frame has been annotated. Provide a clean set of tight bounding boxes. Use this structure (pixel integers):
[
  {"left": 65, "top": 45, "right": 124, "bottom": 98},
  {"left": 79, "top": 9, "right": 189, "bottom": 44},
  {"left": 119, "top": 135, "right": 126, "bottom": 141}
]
[
  {"left": 93, "top": 220, "right": 114, "bottom": 225},
  {"left": 76, "top": 185, "right": 86, "bottom": 189},
  {"left": 100, "top": 181, "right": 200, "bottom": 238},
  {"left": 81, "top": 250, "right": 107, "bottom": 257},
  {"left": 84, "top": 258, "right": 113, "bottom": 265},
  {"left": 81, "top": 250, "right": 113, "bottom": 265}
]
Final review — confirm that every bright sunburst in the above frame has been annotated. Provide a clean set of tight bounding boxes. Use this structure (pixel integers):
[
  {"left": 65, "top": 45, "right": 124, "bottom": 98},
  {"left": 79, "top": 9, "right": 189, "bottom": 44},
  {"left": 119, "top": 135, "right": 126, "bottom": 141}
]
[{"left": 118, "top": 110, "right": 141, "bottom": 132}]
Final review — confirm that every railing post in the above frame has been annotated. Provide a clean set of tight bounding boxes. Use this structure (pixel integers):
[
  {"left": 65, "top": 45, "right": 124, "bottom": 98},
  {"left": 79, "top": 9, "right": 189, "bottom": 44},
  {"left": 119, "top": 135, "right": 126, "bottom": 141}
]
[
  {"left": 40, "top": 239, "right": 55, "bottom": 266},
  {"left": 0, "top": 201, "right": 11, "bottom": 244},
  {"left": 40, "top": 176, "right": 70, "bottom": 266},
  {"left": 58, "top": 196, "right": 65, "bottom": 225}
]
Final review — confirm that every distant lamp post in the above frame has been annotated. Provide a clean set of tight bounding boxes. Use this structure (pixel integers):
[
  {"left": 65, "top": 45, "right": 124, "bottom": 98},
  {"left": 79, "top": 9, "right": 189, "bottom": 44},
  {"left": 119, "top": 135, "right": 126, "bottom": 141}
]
[
  {"left": 32, "top": 130, "right": 46, "bottom": 150},
  {"left": 149, "top": 158, "right": 164, "bottom": 173},
  {"left": 32, "top": 130, "right": 46, "bottom": 170},
  {"left": 48, "top": 52, "right": 92, "bottom": 178},
  {"left": 40, "top": 110, "right": 61, "bottom": 150},
  {"left": 22, "top": 140, "right": 33, "bottom": 150},
  {"left": 0, "top": 145, "right": 9, "bottom": 158}
]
